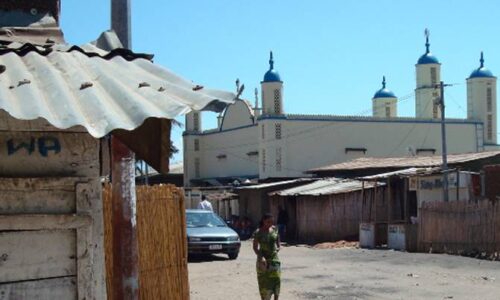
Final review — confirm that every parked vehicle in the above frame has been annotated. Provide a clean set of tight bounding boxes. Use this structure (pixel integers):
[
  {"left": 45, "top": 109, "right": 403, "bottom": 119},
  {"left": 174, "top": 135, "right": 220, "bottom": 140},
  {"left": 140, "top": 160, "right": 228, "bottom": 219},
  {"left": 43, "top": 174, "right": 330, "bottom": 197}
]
[{"left": 186, "top": 209, "right": 241, "bottom": 259}]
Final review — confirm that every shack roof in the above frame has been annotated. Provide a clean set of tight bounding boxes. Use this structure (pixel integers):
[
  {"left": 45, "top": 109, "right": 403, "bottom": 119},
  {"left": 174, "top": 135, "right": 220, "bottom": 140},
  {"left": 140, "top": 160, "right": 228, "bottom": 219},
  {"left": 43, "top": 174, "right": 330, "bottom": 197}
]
[
  {"left": 269, "top": 178, "right": 383, "bottom": 197},
  {"left": 307, "top": 151, "right": 500, "bottom": 176},
  {"left": 235, "top": 178, "right": 316, "bottom": 190},
  {"left": 359, "top": 167, "right": 442, "bottom": 180},
  {"left": 0, "top": 32, "right": 235, "bottom": 138}
]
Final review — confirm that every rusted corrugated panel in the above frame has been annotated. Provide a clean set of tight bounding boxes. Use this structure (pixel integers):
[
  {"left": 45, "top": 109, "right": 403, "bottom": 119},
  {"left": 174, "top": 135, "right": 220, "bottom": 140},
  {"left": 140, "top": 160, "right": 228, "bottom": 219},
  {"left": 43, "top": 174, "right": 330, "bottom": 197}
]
[
  {"left": 272, "top": 179, "right": 382, "bottom": 196},
  {"left": 0, "top": 39, "right": 235, "bottom": 138},
  {"left": 309, "top": 151, "right": 500, "bottom": 173}
]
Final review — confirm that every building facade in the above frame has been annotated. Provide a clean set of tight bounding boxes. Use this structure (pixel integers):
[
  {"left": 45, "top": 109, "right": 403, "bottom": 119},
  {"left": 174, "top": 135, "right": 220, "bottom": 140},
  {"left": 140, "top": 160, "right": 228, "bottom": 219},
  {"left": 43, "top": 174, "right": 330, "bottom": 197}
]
[{"left": 184, "top": 38, "right": 499, "bottom": 186}]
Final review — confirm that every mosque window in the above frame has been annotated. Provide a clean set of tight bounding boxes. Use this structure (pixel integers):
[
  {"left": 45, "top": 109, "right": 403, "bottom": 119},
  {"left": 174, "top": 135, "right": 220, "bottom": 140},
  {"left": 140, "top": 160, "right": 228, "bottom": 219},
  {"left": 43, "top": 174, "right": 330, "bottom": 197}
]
[
  {"left": 262, "top": 149, "right": 266, "bottom": 172},
  {"left": 274, "top": 89, "right": 281, "bottom": 113},
  {"left": 261, "top": 124, "right": 265, "bottom": 140},
  {"left": 194, "top": 157, "right": 200, "bottom": 178},
  {"left": 430, "top": 67, "right": 437, "bottom": 85},
  {"left": 194, "top": 139, "right": 200, "bottom": 151},
  {"left": 275, "top": 123, "right": 282, "bottom": 139},
  {"left": 193, "top": 112, "right": 200, "bottom": 131},
  {"left": 487, "top": 88, "right": 492, "bottom": 112},
  {"left": 275, "top": 147, "right": 282, "bottom": 172},
  {"left": 385, "top": 106, "right": 391, "bottom": 118},
  {"left": 487, "top": 114, "right": 493, "bottom": 140}
]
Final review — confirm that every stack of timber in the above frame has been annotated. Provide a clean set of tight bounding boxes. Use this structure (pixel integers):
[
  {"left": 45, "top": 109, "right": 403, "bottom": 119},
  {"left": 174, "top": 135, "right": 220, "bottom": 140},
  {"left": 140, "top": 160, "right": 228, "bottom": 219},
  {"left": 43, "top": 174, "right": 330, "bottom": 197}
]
[{"left": 103, "top": 184, "right": 189, "bottom": 300}]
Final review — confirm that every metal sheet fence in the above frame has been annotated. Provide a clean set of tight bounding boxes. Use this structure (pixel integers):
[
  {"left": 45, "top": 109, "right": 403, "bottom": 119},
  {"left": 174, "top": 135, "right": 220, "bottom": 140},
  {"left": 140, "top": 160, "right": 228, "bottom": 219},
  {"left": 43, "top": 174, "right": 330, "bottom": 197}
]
[
  {"left": 419, "top": 200, "right": 500, "bottom": 255},
  {"left": 103, "top": 184, "right": 189, "bottom": 300}
]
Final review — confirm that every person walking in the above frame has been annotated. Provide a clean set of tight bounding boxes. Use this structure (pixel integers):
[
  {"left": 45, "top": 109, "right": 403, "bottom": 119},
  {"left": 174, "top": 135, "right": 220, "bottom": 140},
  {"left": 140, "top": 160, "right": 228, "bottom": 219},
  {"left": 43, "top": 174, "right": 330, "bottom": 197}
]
[
  {"left": 253, "top": 213, "right": 281, "bottom": 300},
  {"left": 197, "top": 195, "right": 213, "bottom": 211}
]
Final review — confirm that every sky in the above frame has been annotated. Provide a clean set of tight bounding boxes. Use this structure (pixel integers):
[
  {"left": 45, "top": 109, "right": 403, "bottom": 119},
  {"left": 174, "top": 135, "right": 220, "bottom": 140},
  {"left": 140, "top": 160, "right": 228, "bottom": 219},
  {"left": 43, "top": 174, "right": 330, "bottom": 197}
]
[{"left": 61, "top": 0, "right": 500, "bottom": 164}]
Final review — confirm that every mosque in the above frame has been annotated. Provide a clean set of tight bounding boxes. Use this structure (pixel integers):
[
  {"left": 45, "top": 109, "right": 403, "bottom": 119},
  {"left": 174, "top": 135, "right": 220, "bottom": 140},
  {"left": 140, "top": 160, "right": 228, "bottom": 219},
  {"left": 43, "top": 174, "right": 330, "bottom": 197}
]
[{"left": 183, "top": 35, "right": 498, "bottom": 186}]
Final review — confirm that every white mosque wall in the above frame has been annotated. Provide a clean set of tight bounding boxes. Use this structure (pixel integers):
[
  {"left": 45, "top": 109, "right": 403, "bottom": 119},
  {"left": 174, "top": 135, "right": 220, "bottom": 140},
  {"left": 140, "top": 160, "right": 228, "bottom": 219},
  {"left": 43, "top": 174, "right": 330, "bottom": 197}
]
[
  {"left": 220, "top": 100, "right": 255, "bottom": 131},
  {"left": 372, "top": 98, "right": 398, "bottom": 118},
  {"left": 259, "top": 117, "right": 480, "bottom": 179},
  {"left": 416, "top": 64, "right": 441, "bottom": 119},
  {"left": 184, "top": 125, "right": 259, "bottom": 185},
  {"left": 261, "top": 82, "right": 284, "bottom": 115},
  {"left": 467, "top": 78, "right": 497, "bottom": 144}
]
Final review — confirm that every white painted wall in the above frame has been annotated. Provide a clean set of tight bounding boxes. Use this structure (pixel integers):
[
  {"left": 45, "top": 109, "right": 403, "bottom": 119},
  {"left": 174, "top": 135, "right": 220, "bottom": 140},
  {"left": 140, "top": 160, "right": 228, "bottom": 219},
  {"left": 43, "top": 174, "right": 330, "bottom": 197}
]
[
  {"left": 372, "top": 98, "right": 397, "bottom": 118},
  {"left": 416, "top": 63, "right": 441, "bottom": 119},
  {"left": 184, "top": 116, "right": 481, "bottom": 183},
  {"left": 220, "top": 100, "right": 255, "bottom": 130},
  {"left": 266, "top": 117, "right": 479, "bottom": 179},
  {"left": 467, "top": 77, "right": 497, "bottom": 144},
  {"left": 261, "top": 81, "right": 283, "bottom": 115}
]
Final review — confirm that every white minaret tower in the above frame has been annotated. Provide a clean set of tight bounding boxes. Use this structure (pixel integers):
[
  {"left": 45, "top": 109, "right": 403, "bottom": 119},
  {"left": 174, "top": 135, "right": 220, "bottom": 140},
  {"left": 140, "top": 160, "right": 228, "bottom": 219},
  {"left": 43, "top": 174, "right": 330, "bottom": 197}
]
[
  {"left": 254, "top": 88, "right": 261, "bottom": 118},
  {"left": 185, "top": 111, "right": 202, "bottom": 133},
  {"left": 261, "top": 51, "right": 284, "bottom": 115},
  {"left": 415, "top": 29, "right": 441, "bottom": 119},
  {"left": 372, "top": 76, "right": 398, "bottom": 118},
  {"left": 467, "top": 52, "right": 497, "bottom": 145}
]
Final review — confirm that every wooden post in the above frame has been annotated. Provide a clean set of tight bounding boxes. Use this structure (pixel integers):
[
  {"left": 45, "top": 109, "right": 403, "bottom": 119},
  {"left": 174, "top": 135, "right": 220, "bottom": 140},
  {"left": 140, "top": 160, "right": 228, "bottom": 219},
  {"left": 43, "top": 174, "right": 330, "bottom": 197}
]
[
  {"left": 373, "top": 181, "right": 378, "bottom": 223},
  {"left": 403, "top": 178, "right": 408, "bottom": 223},
  {"left": 111, "top": 136, "right": 139, "bottom": 300},
  {"left": 456, "top": 169, "right": 460, "bottom": 202},
  {"left": 387, "top": 177, "right": 392, "bottom": 223},
  {"left": 360, "top": 181, "right": 365, "bottom": 223}
]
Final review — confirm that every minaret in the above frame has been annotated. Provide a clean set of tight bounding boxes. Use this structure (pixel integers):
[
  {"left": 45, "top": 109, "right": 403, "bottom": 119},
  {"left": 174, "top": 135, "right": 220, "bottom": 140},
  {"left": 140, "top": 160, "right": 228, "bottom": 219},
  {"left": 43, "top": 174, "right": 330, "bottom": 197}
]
[
  {"left": 372, "top": 76, "right": 398, "bottom": 118},
  {"left": 261, "top": 51, "right": 284, "bottom": 115},
  {"left": 254, "top": 88, "right": 261, "bottom": 118},
  {"left": 415, "top": 29, "right": 441, "bottom": 119},
  {"left": 467, "top": 52, "right": 497, "bottom": 145}
]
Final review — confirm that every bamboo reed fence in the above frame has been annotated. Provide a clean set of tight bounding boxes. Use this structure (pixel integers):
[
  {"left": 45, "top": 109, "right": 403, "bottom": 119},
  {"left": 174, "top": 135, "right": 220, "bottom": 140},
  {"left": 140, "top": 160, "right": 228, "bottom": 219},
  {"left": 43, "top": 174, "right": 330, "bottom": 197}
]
[
  {"left": 103, "top": 184, "right": 189, "bottom": 300},
  {"left": 419, "top": 200, "right": 500, "bottom": 256}
]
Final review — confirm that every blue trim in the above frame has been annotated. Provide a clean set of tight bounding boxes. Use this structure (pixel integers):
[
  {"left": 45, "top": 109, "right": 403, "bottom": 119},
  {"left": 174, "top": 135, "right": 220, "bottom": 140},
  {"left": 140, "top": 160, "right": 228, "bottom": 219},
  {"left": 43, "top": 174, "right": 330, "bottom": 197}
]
[
  {"left": 259, "top": 114, "right": 482, "bottom": 125},
  {"left": 183, "top": 123, "right": 257, "bottom": 136}
]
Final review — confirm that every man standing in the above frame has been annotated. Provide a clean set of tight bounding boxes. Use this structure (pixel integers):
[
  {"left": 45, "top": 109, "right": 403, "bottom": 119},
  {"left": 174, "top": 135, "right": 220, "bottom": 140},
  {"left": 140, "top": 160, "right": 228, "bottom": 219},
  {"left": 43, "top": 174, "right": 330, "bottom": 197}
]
[
  {"left": 277, "top": 206, "right": 288, "bottom": 242},
  {"left": 197, "top": 195, "right": 213, "bottom": 211}
]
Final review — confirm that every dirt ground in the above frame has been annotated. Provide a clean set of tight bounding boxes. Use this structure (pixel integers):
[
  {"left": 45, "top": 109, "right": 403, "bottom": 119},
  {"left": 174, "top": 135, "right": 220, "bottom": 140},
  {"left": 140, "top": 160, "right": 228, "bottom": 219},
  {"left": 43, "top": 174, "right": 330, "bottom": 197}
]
[{"left": 189, "top": 241, "right": 500, "bottom": 300}]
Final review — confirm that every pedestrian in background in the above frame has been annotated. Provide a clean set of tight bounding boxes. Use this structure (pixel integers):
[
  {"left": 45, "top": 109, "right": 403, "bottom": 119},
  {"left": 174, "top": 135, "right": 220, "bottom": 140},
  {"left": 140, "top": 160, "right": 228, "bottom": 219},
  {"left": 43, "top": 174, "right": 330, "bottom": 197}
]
[
  {"left": 253, "top": 213, "right": 281, "bottom": 300},
  {"left": 276, "top": 206, "right": 288, "bottom": 243},
  {"left": 197, "top": 195, "right": 213, "bottom": 211}
]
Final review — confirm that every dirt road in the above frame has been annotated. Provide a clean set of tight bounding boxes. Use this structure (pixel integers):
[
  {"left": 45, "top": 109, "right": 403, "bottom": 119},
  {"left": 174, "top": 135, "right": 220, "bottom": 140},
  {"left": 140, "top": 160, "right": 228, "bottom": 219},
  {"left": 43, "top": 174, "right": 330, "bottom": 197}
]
[{"left": 189, "top": 241, "right": 499, "bottom": 299}]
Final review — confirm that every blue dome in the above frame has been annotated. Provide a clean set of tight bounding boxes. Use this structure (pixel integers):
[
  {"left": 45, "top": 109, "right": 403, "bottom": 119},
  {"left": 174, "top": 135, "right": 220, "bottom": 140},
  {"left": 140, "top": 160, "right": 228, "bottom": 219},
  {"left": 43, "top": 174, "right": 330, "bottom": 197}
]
[
  {"left": 417, "top": 53, "right": 440, "bottom": 65},
  {"left": 374, "top": 88, "right": 397, "bottom": 99},
  {"left": 373, "top": 76, "right": 397, "bottom": 99},
  {"left": 417, "top": 31, "right": 439, "bottom": 65},
  {"left": 469, "top": 52, "right": 495, "bottom": 79},
  {"left": 469, "top": 67, "right": 494, "bottom": 78},
  {"left": 263, "top": 69, "right": 281, "bottom": 82},
  {"left": 262, "top": 51, "right": 282, "bottom": 83}
]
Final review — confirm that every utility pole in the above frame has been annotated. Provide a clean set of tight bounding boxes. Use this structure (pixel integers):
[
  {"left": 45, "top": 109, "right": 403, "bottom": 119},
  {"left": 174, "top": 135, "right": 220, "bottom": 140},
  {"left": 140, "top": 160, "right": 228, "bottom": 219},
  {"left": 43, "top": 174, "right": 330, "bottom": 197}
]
[
  {"left": 110, "top": 1, "right": 139, "bottom": 299},
  {"left": 437, "top": 81, "right": 451, "bottom": 202}
]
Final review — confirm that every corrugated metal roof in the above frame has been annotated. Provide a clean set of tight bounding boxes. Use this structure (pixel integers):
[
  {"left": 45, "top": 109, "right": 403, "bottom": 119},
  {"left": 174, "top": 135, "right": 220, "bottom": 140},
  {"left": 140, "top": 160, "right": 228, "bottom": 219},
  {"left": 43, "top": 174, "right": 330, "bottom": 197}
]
[
  {"left": 236, "top": 178, "right": 315, "bottom": 190},
  {"left": 359, "top": 167, "right": 441, "bottom": 180},
  {"left": 0, "top": 33, "right": 235, "bottom": 138},
  {"left": 270, "top": 179, "right": 383, "bottom": 196},
  {"left": 308, "top": 151, "right": 500, "bottom": 173}
]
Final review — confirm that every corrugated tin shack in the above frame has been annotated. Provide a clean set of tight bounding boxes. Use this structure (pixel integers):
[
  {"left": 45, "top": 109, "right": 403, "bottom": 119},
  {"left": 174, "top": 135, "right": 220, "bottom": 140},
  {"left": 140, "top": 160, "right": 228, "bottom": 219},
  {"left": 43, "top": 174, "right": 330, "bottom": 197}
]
[
  {"left": 235, "top": 179, "right": 315, "bottom": 227},
  {"left": 0, "top": 2, "right": 234, "bottom": 298},
  {"left": 268, "top": 178, "right": 383, "bottom": 244},
  {"left": 359, "top": 167, "right": 481, "bottom": 251}
]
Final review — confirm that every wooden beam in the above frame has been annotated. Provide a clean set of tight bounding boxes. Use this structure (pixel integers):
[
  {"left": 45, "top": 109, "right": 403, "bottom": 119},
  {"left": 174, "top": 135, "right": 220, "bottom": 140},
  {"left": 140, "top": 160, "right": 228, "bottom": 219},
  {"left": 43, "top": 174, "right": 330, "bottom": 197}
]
[{"left": 0, "top": 214, "right": 91, "bottom": 231}]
